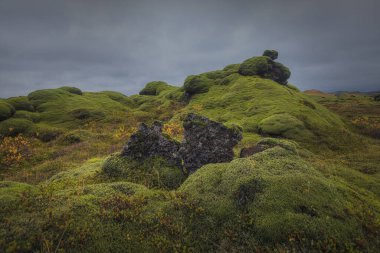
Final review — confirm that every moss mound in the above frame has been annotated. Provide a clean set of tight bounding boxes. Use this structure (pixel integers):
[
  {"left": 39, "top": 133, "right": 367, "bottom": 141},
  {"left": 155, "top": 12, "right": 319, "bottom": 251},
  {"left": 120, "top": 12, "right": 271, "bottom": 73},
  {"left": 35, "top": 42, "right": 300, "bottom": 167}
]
[
  {"left": 6, "top": 96, "right": 34, "bottom": 112},
  {"left": 258, "top": 113, "right": 307, "bottom": 138},
  {"left": 0, "top": 118, "right": 33, "bottom": 136},
  {"left": 32, "top": 124, "right": 63, "bottom": 142},
  {"left": 59, "top": 86, "right": 83, "bottom": 95},
  {"left": 0, "top": 101, "right": 15, "bottom": 121},
  {"left": 238, "top": 55, "right": 291, "bottom": 85},
  {"left": 239, "top": 56, "right": 273, "bottom": 76},
  {"left": 183, "top": 75, "right": 214, "bottom": 96},
  {"left": 139, "top": 81, "right": 171, "bottom": 96},
  {"left": 12, "top": 110, "right": 40, "bottom": 122},
  {"left": 263, "top": 49, "right": 279, "bottom": 60},
  {"left": 70, "top": 108, "right": 105, "bottom": 121},
  {"left": 179, "top": 145, "right": 380, "bottom": 251},
  {"left": 102, "top": 154, "right": 186, "bottom": 189}
]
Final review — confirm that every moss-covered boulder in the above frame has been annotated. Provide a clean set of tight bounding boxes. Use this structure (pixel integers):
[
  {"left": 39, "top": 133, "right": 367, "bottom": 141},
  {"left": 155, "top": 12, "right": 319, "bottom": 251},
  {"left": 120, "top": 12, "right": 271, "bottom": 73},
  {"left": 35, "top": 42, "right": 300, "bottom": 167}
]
[
  {"left": 183, "top": 75, "right": 214, "bottom": 96},
  {"left": 0, "top": 118, "right": 33, "bottom": 136},
  {"left": 6, "top": 96, "right": 34, "bottom": 112},
  {"left": 139, "top": 81, "right": 171, "bottom": 96},
  {"left": 59, "top": 86, "right": 83, "bottom": 95},
  {"left": 239, "top": 56, "right": 272, "bottom": 76},
  {"left": 258, "top": 113, "right": 308, "bottom": 139},
  {"left": 103, "top": 155, "right": 185, "bottom": 189},
  {"left": 0, "top": 101, "right": 16, "bottom": 121},
  {"left": 263, "top": 49, "right": 279, "bottom": 60},
  {"left": 179, "top": 144, "right": 379, "bottom": 251},
  {"left": 238, "top": 50, "right": 291, "bottom": 85}
]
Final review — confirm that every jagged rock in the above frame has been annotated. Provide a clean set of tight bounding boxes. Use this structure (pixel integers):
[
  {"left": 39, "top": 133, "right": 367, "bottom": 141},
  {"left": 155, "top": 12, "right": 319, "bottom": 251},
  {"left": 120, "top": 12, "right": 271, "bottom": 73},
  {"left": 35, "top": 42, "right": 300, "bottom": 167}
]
[
  {"left": 121, "top": 121, "right": 181, "bottom": 167},
  {"left": 179, "top": 113, "right": 242, "bottom": 173}
]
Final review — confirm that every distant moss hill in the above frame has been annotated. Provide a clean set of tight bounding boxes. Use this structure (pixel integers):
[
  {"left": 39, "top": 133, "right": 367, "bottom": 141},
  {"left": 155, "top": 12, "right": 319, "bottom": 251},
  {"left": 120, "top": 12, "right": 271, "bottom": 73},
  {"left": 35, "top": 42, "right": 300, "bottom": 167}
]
[{"left": 0, "top": 50, "right": 346, "bottom": 150}]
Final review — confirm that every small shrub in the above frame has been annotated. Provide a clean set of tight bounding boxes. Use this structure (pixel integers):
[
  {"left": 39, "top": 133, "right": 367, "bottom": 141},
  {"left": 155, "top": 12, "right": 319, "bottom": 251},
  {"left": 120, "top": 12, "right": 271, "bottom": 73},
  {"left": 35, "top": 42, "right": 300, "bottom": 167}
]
[
  {"left": 0, "top": 101, "right": 16, "bottom": 121},
  {"left": 0, "top": 118, "right": 33, "bottom": 137},
  {"left": 183, "top": 75, "right": 214, "bottom": 96},
  {"left": 163, "top": 121, "right": 184, "bottom": 141},
  {"left": 374, "top": 94, "right": 380, "bottom": 101},
  {"left": 6, "top": 96, "right": 34, "bottom": 112},
  {"left": 59, "top": 86, "right": 83, "bottom": 95},
  {"left": 0, "top": 134, "right": 31, "bottom": 167}
]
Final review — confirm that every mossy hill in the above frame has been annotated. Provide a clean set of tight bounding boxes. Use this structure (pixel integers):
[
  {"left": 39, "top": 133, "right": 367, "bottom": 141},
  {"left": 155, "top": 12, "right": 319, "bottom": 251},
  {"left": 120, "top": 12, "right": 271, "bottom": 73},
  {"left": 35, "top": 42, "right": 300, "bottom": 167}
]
[{"left": 0, "top": 51, "right": 379, "bottom": 252}]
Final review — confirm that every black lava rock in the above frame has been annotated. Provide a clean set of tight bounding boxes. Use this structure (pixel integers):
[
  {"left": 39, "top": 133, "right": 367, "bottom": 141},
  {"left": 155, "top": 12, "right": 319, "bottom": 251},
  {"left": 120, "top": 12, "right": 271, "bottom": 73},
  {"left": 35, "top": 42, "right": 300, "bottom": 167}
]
[{"left": 179, "top": 113, "right": 242, "bottom": 173}]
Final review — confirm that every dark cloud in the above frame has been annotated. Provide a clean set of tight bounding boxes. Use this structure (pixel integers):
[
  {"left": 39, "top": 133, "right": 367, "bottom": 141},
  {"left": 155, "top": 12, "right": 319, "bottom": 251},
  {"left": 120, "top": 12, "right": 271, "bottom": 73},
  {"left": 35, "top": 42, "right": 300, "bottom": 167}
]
[{"left": 1, "top": 0, "right": 379, "bottom": 98}]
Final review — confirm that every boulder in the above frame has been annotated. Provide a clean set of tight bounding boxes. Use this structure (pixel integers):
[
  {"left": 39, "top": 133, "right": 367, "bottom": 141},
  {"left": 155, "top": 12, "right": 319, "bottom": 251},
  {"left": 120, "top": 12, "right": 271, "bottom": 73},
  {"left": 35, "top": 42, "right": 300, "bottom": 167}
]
[
  {"left": 179, "top": 113, "right": 242, "bottom": 173},
  {"left": 263, "top": 49, "right": 279, "bottom": 60},
  {"left": 121, "top": 121, "right": 181, "bottom": 167},
  {"left": 238, "top": 50, "right": 291, "bottom": 85}
]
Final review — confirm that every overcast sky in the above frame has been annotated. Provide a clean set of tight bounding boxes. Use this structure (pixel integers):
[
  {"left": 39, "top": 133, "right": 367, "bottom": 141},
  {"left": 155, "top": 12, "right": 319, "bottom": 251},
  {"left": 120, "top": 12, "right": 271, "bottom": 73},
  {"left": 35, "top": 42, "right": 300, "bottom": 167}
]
[{"left": 1, "top": 0, "right": 380, "bottom": 98}]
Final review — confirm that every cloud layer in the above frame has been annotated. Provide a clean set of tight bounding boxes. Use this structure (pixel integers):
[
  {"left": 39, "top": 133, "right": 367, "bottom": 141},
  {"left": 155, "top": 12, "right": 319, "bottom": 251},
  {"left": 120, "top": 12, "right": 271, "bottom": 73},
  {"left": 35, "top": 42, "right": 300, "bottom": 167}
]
[{"left": 1, "top": 0, "right": 379, "bottom": 98}]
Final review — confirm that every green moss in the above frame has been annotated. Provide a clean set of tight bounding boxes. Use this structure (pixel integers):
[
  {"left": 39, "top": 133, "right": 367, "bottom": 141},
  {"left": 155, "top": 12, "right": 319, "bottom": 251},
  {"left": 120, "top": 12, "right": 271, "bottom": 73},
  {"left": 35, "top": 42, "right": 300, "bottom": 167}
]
[
  {"left": 258, "top": 113, "right": 306, "bottom": 136},
  {"left": 287, "top": 84, "right": 300, "bottom": 92},
  {"left": 32, "top": 124, "right": 63, "bottom": 142},
  {"left": 6, "top": 96, "right": 34, "bottom": 112},
  {"left": 0, "top": 101, "right": 15, "bottom": 121},
  {"left": 60, "top": 129, "right": 93, "bottom": 145},
  {"left": 0, "top": 118, "right": 33, "bottom": 136},
  {"left": 70, "top": 108, "right": 105, "bottom": 121},
  {"left": 102, "top": 154, "right": 186, "bottom": 189},
  {"left": 239, "top": 56, "right": 272, "bottom": 76},
  {"left": 59, "top": 86, "right": 83, "bottom": 95},
  {"left": 263, "top": 49, "right": 279, "bottom": 60},
  {"left": 100, "top": 91, "right": 134, "bottom": 106},
  {"left": 139, "top": 81, "right": 172, "bottom": 96},
  {"left": 179, "top": 146, "right": 379, "bottom": 250},
  {"left": 0, "top": 181, "right": 36, "bottom": 206},
  {"left": 272, "top": 62, "right": 291, "bottom": 84},
  {"left": 183, "top": 75, "right": 214, "bottom": 96},
  {"left": 12, "top": 110, "right": 40, "bottom": 122}
]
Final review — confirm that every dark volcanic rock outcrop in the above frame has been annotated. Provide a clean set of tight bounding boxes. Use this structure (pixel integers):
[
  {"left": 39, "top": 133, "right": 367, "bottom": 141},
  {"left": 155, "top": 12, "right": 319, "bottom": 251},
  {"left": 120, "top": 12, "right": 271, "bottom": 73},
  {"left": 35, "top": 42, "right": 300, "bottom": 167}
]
[
  {"left": 121, "top": 121, "right": 181, "bottom": 167},
  {"left": 179, "top": 113, "right": 242, "bottom": 173}
]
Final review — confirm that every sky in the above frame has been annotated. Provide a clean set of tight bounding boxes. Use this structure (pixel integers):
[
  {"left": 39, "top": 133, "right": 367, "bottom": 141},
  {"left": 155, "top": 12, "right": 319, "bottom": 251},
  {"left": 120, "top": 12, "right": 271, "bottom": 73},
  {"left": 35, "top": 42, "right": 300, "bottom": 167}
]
[{"left": 1, "top": 0, "right": 380, "bottom": 98}]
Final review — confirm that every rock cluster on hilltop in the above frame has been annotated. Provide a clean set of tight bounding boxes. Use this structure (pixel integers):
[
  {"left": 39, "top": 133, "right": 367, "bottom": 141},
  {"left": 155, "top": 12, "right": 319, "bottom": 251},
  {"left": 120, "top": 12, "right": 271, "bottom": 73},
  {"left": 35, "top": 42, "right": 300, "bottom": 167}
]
[
  {"left": 121, "top": 113, "right": 242, "bottom": 173},
  {"left": 238, "top": 50, "right": 291, "bottom": 85}
]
